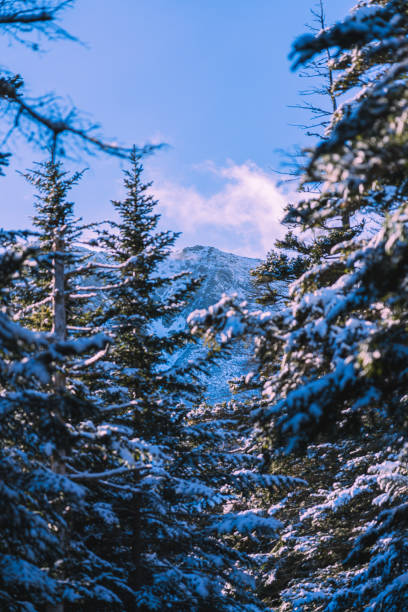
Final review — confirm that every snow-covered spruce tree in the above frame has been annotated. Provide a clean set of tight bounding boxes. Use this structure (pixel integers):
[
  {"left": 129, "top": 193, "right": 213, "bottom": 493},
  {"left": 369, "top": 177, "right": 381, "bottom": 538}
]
[
  {"left": 281, "top": 0, "right": 408, "bottom": 442},
  {"left": 0, "top": 235, "right": 138, "bottom": 610},
  {"left": 87, "top": 149, "right": 287, "bottom": 610},
  {"left": 193, "top": 2, "right": 408, "bottom": 609},
  {"left": 250, "top": 226, "right": 359, "bottom": 308},
  {"left": 13, "top": 161, "right": 89, "bottom": 333},
  {"left": 96, "top": 146, "right": 201, "bottom": 408},
  {"left": 6, "top": 162, "right": 155, "bottom": 611}
]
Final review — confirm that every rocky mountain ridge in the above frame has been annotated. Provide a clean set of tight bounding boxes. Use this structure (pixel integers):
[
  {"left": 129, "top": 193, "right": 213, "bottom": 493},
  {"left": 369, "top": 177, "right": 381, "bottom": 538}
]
[{"left": 158, "top": 245, "right": 261, "bottom": 402}]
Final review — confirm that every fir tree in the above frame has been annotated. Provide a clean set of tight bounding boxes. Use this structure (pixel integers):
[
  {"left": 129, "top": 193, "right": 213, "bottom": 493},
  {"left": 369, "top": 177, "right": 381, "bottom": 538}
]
[
  {"left": 5, "top": 161, "right": 151, "bottom": 611},
  {"left": 90, "top": 150, "right": 286, "bottom": 610},
  {"left": 97, "top": 146, "right": 200, "bottom": 410},
  {"left": 13, "top": 161, "right": 83, "bottom": 332},
  {"left": 195, "top": 2, "right": 408, "bottom": 609},
  {"left": 0, "top": 233, "right": 135, "bottom": 610}
]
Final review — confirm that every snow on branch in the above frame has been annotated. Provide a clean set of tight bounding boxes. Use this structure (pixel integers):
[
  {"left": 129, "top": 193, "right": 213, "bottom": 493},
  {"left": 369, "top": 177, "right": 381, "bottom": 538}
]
[
  {"left": 290, "top": 1, "right": 406, "bottom": 70},
  {"left": 71, "top": 343, "right": 110, "bottom": 370},
  {"left": 13, "top": 294, "right": 52, "bottom": 320},
  {"left": 68, "top": 465, "right": 143, "bottom": 481},
  {"left": 211, "top": 511, "right": 282, "bottom": 535}
]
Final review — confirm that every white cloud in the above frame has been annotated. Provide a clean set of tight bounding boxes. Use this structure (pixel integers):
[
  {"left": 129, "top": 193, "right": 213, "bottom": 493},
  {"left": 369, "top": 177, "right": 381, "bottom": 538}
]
[{"left": 151, "top": 160, "right": 287, "bottom": 258}]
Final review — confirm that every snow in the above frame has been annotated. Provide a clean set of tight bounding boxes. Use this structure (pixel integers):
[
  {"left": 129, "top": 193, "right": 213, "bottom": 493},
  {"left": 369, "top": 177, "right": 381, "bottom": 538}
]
[
  {"left": 213, "top": 510, "right": 282, "bottom": 535},
  {"left": 0, "top": 555, "right": 57, "bottom": 596},
  {"left": 93, "top": 502, "right": 119, "bottom": 525},
  {"left": 163, "top": 245, "right": 261, "bottom": 401}
]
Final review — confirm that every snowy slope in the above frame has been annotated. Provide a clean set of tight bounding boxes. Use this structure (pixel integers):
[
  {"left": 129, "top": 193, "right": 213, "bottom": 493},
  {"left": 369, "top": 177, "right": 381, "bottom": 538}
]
[{"left": 158, "top": 245, "right": 261, "bottom": 402}]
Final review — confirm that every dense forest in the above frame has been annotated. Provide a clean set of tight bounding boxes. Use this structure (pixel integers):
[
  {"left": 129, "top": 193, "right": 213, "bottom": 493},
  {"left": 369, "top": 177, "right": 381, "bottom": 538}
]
[{"left": 1, "top": 0, "right": 408, "bottom": 610}]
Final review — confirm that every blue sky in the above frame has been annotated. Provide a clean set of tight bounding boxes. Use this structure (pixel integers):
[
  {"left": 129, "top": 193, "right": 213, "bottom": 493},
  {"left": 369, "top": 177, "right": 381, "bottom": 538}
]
[{"left": 1, "top": 0, "right": 355, "bottom": 257}]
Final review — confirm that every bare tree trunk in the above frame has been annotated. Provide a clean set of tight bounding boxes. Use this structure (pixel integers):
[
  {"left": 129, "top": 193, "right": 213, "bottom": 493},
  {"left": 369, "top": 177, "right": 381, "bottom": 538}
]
[
  {"left": 47, "top": 235, "right": 66, "bottom": 612},
  {"left": 319, "top": 0, "right": 351, "bottom": 231},
  {"left": 53, "top": 236, "right": 66, "bottom": 343},
  {"left": 130, "top": 493, "right": 144, "bottom": 592}
]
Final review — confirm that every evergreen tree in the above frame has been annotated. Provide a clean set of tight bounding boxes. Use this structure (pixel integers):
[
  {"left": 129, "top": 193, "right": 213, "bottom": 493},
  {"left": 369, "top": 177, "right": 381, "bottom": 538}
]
[
  {"left": 4, "top": 161, "right": 153, "bottom": 611},
  {"left": 13, "top": 161, "right": 85, "bottom": 333},
  {"left": 90, "top": 150, "right": 287, "bottom": 610},
  {"left": 97, "top": 146, "right": 201, "bottom": 410},
  {"left": 0, "top": 233, "right": 136, "bottom": 610},
  {"left": 193, "top": 1, "right": 408, "bottom": 609},
  {"left": 251, "top": 226, "right": 358, "bottom": 307}
]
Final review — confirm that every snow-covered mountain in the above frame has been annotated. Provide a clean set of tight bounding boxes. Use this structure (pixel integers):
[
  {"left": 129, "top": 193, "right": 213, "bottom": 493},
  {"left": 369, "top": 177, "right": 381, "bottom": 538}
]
[
  {"left": 159, "top": 245, "right": 261, "bottom": 402},
  {"left": 83, "top": 244, "right": 261, "bottom": 402},
  {"left": 165, "top": 245, "right": 259, "bottom": 310}
]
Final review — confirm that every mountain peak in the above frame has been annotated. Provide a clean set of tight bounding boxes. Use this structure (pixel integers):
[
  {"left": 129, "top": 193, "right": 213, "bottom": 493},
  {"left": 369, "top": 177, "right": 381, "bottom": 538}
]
[
  {"left": 171, "top": 244, "right": 260, "bottom": 264},
  {"left": 160, "top": 244, "right": 261, "bottom": 401}
]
